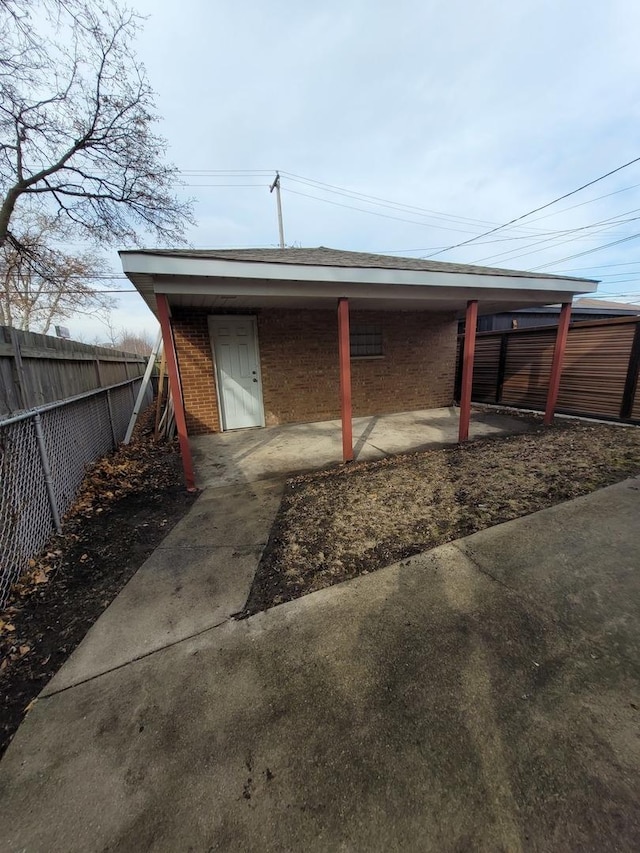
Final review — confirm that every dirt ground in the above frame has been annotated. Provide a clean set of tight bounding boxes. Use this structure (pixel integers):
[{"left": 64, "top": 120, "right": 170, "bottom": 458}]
[
  {"left": 245, "top": 417, "right": 640, "bottom": 615},
  {"left": 0, "top": 408, "right": 197, "bottom": 758}
]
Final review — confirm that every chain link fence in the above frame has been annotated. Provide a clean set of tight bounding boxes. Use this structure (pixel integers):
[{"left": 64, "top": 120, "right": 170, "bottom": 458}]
[{"left": 0, "top": 378, "right": 152, "bottom": 606}]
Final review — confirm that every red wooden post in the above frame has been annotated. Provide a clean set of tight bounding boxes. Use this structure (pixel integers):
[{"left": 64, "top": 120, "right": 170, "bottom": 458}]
[
  {"left": 544, "top": 301, "right": 572, "bottom": 425},
  {"left": 156, "top": 293, "right": 197, "bottom": 491},
  {"left": 458, "top": 299, "right": 478, "bottom": 443},
  {"left": 337, "top": 297, "right": 354, "bottom": 462}
]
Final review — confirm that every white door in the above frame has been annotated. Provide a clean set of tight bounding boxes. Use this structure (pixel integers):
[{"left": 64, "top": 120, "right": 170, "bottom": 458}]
[{"left": 208, "top": 315, "right": 265, "bottom": 430}]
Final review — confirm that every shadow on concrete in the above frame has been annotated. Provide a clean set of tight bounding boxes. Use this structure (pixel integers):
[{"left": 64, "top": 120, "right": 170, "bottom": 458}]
[
  {"left": 190, "top": 406, "right": 537, "bottom": 490},
  {"left": 3, "top": 478, "right": 640, "bottom": 851}
]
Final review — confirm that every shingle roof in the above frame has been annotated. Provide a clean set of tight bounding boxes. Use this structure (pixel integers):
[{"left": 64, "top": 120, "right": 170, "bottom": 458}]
[{"left": 121, "top": 246, "right": 597, "bottom": 283}]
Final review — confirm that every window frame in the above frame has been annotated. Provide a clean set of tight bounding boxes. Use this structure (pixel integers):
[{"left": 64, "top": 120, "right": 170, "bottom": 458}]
[{"left": 349, "top": 324, "right": 384, "bottom": 359}]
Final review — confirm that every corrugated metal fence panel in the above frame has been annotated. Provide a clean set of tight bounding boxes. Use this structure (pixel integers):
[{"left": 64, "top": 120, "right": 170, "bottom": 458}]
[
  {"left": 458, "top": 318, "right": 640, "bottom": 422},
  {"left": 500, "top": 330, "right": 556, "bottom": 409},
  {"left": 556, "top": 324, "right": 636, "bottom": 418},
  {"left": 472, "top": 336, "right": 501, "bottom": 402}
]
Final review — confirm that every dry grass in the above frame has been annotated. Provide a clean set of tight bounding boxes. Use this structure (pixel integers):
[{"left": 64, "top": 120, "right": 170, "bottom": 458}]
[{"left": 244, "top": 418, "right": 640, "bottom": 614}]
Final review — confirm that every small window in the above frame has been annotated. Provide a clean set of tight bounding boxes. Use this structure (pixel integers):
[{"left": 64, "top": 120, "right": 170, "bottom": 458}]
[{"left": 350, "top": 324, "right": 383, "bottom": 358}]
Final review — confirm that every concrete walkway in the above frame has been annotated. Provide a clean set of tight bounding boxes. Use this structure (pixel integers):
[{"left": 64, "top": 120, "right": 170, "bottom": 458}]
[
  {"left": 2, "top": 478, "right": 640, "bottom": 851},
  {"left": 190, "top": 406, "right": 533, "bottom": 488},
  {"left": 43, "top": 478, "right": 284, "bottom": 693}
]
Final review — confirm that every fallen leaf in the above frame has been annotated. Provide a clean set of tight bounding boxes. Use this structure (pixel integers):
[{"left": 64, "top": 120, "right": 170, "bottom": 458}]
[
  {"left": 24, "top": 698, "right": 37, "bottom": 713},
  {"left": 33, "top": 570, "right": 48, "bottom": 584},
  {"left": 18, "top": 645, "right": 31, "bottom": 656}
]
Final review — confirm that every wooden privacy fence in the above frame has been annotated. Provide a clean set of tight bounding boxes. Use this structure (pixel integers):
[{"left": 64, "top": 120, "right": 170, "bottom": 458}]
[
  {"left": 455, "top": 317, "right": 640, "bottom": 424},
  {"left": 0, "top": 325, "right": 147, "bottom": 417}
]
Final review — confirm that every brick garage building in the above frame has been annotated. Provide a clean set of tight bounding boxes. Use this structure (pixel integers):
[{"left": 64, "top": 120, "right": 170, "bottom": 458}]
[
  {"left": 171, "top": 307, "right": 457, "bottom": 435},
  {"left": 120, "top": 247, "right": 594, "bottom": 487}
]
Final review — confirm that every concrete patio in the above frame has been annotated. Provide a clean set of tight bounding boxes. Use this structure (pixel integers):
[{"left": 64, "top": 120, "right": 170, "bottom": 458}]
[{"left": 190, "top": 406, "right": 533, "bottom": 488}]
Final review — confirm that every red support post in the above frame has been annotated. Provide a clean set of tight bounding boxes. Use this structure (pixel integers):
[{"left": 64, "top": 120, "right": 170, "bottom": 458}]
[
  {"left": 156, "top": 293, "right": 197, "bottom": 491},
  {"left": 458, "top": 299, "right": 478, "bottom": 443},
  {"left": 337, "top": 297, "right": 354, "bottom": 462},
  {"left": 544, "top": 301, "right": 572, "bottom": 425}
]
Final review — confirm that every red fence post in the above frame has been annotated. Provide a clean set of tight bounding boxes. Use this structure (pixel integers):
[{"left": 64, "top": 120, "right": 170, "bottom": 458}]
[
  {"left": 544, "top": 302, "right": 572, "bottom": 425},
  {"left": 458, "top": 300, "right": 478, "bottom": 442},
  {"left": 156, "top": 294, "right": 197, "bottom": 491},
  {"left": 337, "top": 298, "right": 354, "bottom": 462}
]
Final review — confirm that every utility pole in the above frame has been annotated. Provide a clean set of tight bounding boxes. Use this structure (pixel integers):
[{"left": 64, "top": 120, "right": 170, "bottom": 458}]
[{"left": 269, "top": 171, "right": 285, "bottom": 248}]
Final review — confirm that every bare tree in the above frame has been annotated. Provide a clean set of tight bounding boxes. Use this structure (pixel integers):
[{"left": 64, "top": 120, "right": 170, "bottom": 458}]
[
  {"left": 0, "top": 0, "right": 192, "bottom": 258},
  {"left": 115, "top": 327, "right": 154, "bottom": 354},
  {"left": 0, "top": 213, "right": 114, "bottom": 332}
]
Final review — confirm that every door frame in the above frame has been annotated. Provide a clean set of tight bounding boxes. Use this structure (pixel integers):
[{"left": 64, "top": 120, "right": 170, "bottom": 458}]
[{"left": 207, "top": 314, "right": 266, "bottom": 431}]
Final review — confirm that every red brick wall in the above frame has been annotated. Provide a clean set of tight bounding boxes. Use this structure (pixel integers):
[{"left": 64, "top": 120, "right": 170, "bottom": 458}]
[
  {"left": 171, "top": 307, "right": 458, "bottom": 434},
  {"left": 172, "top": 309, "right": 220, "bottom": 434}
]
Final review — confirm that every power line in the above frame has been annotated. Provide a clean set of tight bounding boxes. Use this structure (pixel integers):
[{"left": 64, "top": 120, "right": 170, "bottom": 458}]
[
  {"left": 281, "top": 186, "right": 487, "bottom": 235},
  {"left": 279, "top": 171, "right": 549, "bottom": 235},
  {"left": 422, "top": 153, "right": 640, "bottom": 259},
  {"left": 180, "top": 183, "right": 267, "bottom": 187},
  {"left": 523, "top": 182, "right": 640, "bottom": 224},
  {"left": 178, "top": 169, "right": 274, "bottom": 174},
  {"left": 280, "top": 185, "right": 632, "bottom": 244},
  {"left": 470, "top": 208, "right": 640, "bottom": 266},
  {"left": 531, "top": 231, "right": 640, "bottom": 271},
  {"left": 549, "top": 261, "right": 640, "bottom": 272},
  {"left": 182, "top": 167, "right": 575, "bottom": 238}
]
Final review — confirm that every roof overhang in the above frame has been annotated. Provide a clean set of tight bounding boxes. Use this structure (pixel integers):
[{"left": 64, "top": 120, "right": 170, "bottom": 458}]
[{"left": 120, "top": 251, "right": 597, "bottom": 319}]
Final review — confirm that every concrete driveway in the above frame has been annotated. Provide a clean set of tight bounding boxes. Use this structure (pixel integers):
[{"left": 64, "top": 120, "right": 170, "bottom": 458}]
[{"left": 2, "top": 478, "right": 640, "bottom": 851}]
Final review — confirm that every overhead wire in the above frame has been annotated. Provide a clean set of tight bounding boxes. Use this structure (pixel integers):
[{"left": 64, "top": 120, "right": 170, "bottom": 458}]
[
  {"left": 86, "top": 165, "right": 640, "bottom": 292},
  {"left": 421, "top": 153, "right": 640, "bottom": 258},
  {"left": 532, "top": 231, "right": 640, "bottom": 271},
  {"left": 278, "top": 171, "right": 548, "bottom": 235},
  {"left": 281, "top": 186, "right": 492, "bottom": 235},
  {"left": 181, "top": 167, "right": 602, "bottom": 240},
  {"left": 176, "top": 167, "right": 640, "bottom": 267},
  {"left": 470, "top": 208, "right": 640, "bottom": 266},
  {"left": 521, "top": 181, "right": 640, "bottom": 224},
  {"left": 280, "top": 185, "right": 634, "bottom": 246}
]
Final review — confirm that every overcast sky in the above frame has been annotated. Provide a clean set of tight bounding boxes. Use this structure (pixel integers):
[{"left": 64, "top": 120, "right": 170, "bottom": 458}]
[{"left": 77, "top": 0, "right": 640, "bottom": 340}]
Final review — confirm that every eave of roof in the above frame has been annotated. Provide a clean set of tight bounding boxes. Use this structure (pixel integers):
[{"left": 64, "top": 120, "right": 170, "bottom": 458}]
[
  {"left": 119, "top": 245, "right": 598, "bottom": 284},
  {"left": 118, "top": 246, "right": 598, "bottom": 319}
]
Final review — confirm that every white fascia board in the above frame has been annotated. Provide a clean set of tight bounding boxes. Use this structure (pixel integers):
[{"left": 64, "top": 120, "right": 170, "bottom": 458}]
[{"left": 121, "top": 253, "right": 593, "bottom": 296}]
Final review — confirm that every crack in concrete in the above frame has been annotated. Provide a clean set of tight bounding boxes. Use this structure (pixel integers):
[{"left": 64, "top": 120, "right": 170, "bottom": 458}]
[{"left": 42, "top": 616, "right": 233, "bottom": 698}]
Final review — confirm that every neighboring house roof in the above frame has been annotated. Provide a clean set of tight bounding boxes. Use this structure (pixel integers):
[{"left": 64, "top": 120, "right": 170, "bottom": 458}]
[
  {"left": 485, "top": 300, "right": 640, "bottom": 317},
  {"left": 573, "top": 297, "right": 640, "bottom": 312},
  {"left": 124, "top": 246, "right": 597, "bottom": 284}
]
